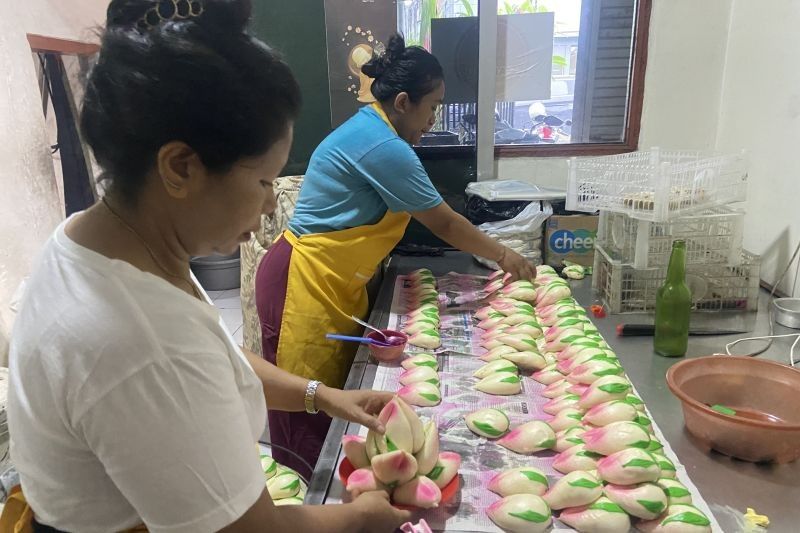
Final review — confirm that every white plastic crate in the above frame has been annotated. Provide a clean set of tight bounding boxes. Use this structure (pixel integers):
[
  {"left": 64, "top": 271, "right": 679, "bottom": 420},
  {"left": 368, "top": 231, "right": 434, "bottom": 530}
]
[
  {"left": 596, "top": 207, "right": 745, "bottom": 269},
  {"left": 593, "top": 244, "right": 760, "bottom": 314},
  {"left": 566, "top": 148, "right": 748, "bottom": 222}
]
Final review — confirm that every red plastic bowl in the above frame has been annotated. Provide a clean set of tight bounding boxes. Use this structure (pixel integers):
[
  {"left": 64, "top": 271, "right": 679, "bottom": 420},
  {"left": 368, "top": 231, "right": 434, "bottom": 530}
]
[
  {"left": 338, "top": 457, "right": 459, "bottom": 509},
  {"left": 366, "top": 330, "right": 407, "bottom": 363},
  {"left": 666, "top": 355, "right": 800, "bottom": 463}
]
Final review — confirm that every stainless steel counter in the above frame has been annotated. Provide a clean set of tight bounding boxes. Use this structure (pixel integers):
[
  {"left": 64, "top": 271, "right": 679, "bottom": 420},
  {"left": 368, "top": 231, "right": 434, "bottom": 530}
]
[{"left": 307, "top": 252, "right": 800, "bottom": 532}]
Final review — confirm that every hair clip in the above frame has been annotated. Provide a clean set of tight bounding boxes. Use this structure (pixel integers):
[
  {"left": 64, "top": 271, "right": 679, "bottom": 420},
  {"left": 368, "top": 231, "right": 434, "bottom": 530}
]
[{"left": 138, "top": 0, "right": 204, "bottom": 30}]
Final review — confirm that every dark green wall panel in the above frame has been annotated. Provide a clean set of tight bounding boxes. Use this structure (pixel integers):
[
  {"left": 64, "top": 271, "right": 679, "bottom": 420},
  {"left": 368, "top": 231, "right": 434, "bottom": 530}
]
[{"left": 251, "top": 1, "right": 332, "bottom": 175}]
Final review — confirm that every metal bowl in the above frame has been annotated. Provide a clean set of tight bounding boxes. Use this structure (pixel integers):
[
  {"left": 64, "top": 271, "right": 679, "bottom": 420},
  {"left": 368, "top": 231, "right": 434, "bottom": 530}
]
[{"left": 773, "top": 298, "right": 800, "bottom": 329}]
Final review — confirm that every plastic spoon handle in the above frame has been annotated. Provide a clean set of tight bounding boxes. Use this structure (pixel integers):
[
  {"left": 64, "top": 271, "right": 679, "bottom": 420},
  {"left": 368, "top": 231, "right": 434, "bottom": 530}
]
[
  {"left": 325, "top": 334, "right": 389, "bottom": 346},
  {"left": 350, "top": 315, "right": 387, "bottom": 340}
]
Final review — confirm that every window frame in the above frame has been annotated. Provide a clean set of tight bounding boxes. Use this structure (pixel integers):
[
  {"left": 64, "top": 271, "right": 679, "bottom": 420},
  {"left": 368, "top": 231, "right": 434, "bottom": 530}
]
[{"left": 413, "top": 0, "right": 652, "bottom": 160}]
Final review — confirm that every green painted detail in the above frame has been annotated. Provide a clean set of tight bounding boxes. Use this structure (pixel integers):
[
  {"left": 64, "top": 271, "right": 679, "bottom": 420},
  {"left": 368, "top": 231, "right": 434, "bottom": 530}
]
[
  {"left": 589, "top": 501, "right": 625, "bottom": 513},
  {"left": 508, "top": 510, "right": 549, "bottom": 523},
  {"left": 519, "top": 470, "right": 548, "bottom": 485},
  {"left": 385, "top": 437, "right": 398, "bottom": 452},
  {"left": 662, "top": 511, "right": 711, "bottom": 527},
  {"left": 415, "top": 360, "right": 438, "bottom": 368},
  {"left": 647, "top": 441, "right": 665, "bottom": 452},
  {"left": 428, "top": 465, "right": 445, "bottom": 480},
  {"left": 637, "top": 499, "right": 666, "bottom": 515},
  {"left": 665, "top": 487, "right": 691, "bottom": 498},
  {"left": 539, "top": 438, "right": 557, "bottom": 449},
  {"left": 577, "top": 450, "right": 604, "bottom": 459},
  {"left": 625, "top": 395, "right": 644, "bottom": 405},
  {"left": 573, "top": 340, "right": 600, "bottom": 348},
  {"left": 635, "top": 416, "right": 652, "bottom": 426},
  {"left": 419, "top": 392, "right": 440, "bottom": 402},
  {"left": 598, "top": 383, "right": 631, "bottom": 394},
  {"left": 569, "top": 478, "right": 601, "bottom": 489},
  {"left": 594, "top": 367, "right": 624, "bottom": 377},
  {"left": 630, "top": 440, "right": 652, "bottom": 449},
  {"left": 425, "top": 378, "right": 440, "bottom": 385},
  {"left": 500, "top": 376, "right": 521, "bottom": 384},
  {"left": 473, "top": 421, "right": 505, "bottom": 437},
  {"left": 282, "top": 479, "right": 300, "bottom": 492},
  {"left": 623, "top": 458, "right": 655, "bottom": 469},
  {"left": 658, "top": 460, "right": 676, "bottom": 471}
]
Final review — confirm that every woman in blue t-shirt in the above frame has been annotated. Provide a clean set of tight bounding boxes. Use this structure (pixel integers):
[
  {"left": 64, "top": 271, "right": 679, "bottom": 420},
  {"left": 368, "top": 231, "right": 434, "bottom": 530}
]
[{"left": 255, "top": 34, "right": 536, "bottom": 473}]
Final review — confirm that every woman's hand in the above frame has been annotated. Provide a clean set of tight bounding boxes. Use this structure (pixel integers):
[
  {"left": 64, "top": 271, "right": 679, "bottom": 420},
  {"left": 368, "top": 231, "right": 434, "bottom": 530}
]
[
  {"left": 316, "top": 386, "right": 394, "bottom": 433},
  {"left": 498, "top": 247, "right": 537, "bottom": 282},
  {"left": 353, "top": 490, "right": 413, "bottom": 532}
]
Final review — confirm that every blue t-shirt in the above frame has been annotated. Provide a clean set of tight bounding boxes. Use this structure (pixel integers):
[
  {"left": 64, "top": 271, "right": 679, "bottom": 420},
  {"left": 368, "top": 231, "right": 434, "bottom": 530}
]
[{"left": 289, "top": 106, "right": 443, "bottom": 236}]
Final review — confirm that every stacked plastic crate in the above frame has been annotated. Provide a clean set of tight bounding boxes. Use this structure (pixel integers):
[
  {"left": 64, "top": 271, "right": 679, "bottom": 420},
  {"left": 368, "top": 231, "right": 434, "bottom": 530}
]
[{"left": 566, "top": 147, "right": 760, "bottom": 313}]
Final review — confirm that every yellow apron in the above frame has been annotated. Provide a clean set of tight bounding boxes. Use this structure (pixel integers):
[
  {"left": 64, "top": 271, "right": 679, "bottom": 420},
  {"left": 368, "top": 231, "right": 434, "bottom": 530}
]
[
  {"left": 278, "top": 209, "right": 410, "bottom": 386},
  {"left": 276, "top": 104, "right": 410, "bottom": 387},
  {"left": 0, "top": 486, "right": 147, "bottom": 532}
]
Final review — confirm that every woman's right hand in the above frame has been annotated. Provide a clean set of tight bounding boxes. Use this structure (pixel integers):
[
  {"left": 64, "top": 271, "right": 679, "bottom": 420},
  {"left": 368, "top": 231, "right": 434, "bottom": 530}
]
[
  {"left": 353, "top": 490, "right": 413, "bottom": 532},
  {"left": 498, "top": 247, "right": 537, "bottom": 282}
]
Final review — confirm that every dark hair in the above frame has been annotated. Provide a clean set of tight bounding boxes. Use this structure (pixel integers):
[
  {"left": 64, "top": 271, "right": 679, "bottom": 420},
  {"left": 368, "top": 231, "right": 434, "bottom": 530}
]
[
  {"left": 361, "top": 33, "right": 443, "bottom": 103},
  {"left": 81, "top": 0, "right": 301, "bottom": 202}
]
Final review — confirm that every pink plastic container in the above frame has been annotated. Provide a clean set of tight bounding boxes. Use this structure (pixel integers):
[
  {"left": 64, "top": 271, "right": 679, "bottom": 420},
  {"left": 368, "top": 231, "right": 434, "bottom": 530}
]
[{"left": 367, "top": 330, "right": 408, "bottom": 363}]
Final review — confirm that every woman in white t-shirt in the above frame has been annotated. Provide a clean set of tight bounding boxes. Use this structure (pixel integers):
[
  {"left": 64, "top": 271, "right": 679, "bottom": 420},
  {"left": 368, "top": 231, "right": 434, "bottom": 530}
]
[{"left": 4, "top": 1, "right": 410, "bottom": 532}]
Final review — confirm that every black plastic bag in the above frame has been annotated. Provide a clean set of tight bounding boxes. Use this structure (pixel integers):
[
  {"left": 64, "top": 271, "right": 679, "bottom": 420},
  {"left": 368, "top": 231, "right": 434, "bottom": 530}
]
[{"left": 465, "top": 196, "right": 532, "bottom": 225}]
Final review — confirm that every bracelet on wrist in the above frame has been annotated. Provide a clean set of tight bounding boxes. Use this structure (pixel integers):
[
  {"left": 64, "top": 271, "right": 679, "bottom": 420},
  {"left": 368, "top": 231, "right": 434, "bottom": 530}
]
[{"left": 304, "top": 380, "right": 321, "bottom": 414}]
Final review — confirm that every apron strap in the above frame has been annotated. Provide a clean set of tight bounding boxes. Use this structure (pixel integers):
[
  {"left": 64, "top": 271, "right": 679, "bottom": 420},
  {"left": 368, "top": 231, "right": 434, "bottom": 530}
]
[{"left": 0, "top": 486, "right": 34, "bottom": 533}]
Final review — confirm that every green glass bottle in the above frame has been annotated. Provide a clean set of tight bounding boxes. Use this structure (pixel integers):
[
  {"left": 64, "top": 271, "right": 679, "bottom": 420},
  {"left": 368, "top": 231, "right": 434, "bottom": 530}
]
[{"left": 654, "top": 240, "right": 691, "bottom": 357}]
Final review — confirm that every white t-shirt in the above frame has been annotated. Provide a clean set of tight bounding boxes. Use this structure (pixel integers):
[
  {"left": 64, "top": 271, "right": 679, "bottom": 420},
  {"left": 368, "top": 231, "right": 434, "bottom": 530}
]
[{"left": 7, "top": 218, "right": 268, "bottom": 533}]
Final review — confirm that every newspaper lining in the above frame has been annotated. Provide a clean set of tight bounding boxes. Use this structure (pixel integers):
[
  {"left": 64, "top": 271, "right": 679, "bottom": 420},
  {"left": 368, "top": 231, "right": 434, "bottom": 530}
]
[{"left": 357, "top": 273, "right": 722, "bottom": 532}]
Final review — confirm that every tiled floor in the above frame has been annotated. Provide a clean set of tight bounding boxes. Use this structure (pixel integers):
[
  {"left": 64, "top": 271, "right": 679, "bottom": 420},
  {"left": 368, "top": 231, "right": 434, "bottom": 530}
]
[{"left": 207, "top": 288, "right": 244, "bottom": 344}]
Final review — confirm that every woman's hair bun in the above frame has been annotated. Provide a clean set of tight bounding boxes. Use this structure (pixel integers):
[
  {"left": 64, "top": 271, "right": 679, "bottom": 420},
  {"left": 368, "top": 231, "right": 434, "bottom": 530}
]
[
  {"left": 361, "top": 33, "right": 406, "bottom": 79},
  {"left": 106, "top": 0, "right": 252, "bottom": 34},
  {"left": 359, "top": 32, "right": 443, "bottom": 103}
]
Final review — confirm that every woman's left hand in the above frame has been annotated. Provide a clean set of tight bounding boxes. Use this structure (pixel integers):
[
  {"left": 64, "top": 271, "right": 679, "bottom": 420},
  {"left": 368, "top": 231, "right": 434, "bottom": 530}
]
[{"left": 316, "top": 386, "right": 394, "bottom": 434}]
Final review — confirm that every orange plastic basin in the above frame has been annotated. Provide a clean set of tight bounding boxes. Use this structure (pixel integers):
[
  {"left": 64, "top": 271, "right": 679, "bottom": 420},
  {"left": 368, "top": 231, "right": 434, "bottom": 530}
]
[{"left": 666, "top": 356, "right": 800, "bottom": 463}]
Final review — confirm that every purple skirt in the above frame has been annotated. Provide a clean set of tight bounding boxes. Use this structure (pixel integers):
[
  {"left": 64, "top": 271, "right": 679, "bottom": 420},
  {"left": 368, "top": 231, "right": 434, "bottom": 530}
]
[{"left": 255, "top": 235, "right": 332, "bottom": 479}]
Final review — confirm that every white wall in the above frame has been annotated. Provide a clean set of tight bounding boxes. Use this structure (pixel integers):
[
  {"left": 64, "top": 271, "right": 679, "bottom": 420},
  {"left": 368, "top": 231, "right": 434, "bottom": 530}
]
[
  {"left": 497, "top": 0, "right": 800, "bottom": 296},
  {"left": 715, "top": 0, "right": 800, "bottom": 295},
  {"left": 0, "top": 1, "right": 107, "bottom": 364},
  {"left": 495, "top": 0, "right": 734, "bottom": 188}
]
